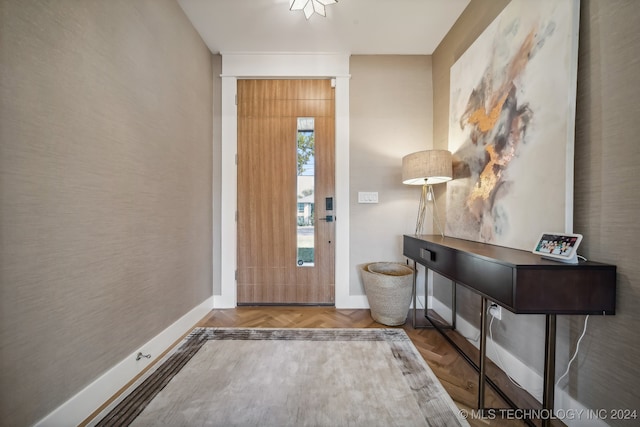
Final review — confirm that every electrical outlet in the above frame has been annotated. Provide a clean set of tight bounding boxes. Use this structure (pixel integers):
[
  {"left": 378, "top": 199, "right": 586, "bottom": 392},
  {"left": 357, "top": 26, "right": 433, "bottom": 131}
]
[{"left": 489, "top": 304, "right": 502, "bottom": 320}]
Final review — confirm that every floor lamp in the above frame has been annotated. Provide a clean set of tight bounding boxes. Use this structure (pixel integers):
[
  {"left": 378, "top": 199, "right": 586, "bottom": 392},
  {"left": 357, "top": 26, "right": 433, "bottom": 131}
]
[{"left": 402, "top": 150, "right": 453, "bottom": 237}]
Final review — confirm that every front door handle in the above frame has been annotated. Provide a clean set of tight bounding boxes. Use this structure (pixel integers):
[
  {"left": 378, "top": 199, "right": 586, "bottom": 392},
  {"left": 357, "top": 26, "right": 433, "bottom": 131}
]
[{"left": 319, "top": 215, "right": 334, "bottom": 222}]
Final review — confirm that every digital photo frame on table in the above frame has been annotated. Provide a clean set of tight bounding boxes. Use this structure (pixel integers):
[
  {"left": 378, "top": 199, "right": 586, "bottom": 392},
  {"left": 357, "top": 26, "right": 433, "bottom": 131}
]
[{"left": 532, "top": 232, "right": 583, "bottom": 264}]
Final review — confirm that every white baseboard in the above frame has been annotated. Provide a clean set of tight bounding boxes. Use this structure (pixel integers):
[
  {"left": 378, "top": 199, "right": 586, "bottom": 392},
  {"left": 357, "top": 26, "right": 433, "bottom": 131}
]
[
  {"left": 336, "top": 294, "right": 370, "bottom": 309},
  {"left": 336, "top": 294, "right": 427, "bottom": 310},
  {"left": 33, "top": 294, "right": 606, "bottom": 427},
  {"left": 430, "top": 297, "right": 610, "bottom": 427},
  {"left": 555, "top": 390, "right": 610, "bottom": 427},
  {"left": 213, "top": 292, "right": 376, "bottom": 309},
  {"left": 213, "top": 293, "right": 235, "bottom": 308},
  {"left": 34, "top": 296, "right": 213, "bottom": 427},
  {"left": 431, "top": 298, "right": 544, "bottom": 400}
]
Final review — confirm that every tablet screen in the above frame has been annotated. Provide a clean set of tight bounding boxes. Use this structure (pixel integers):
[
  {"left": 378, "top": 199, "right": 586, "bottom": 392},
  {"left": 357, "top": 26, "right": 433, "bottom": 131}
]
[{"left": 533, "top": 233, "right": 582, "bottom": 260}]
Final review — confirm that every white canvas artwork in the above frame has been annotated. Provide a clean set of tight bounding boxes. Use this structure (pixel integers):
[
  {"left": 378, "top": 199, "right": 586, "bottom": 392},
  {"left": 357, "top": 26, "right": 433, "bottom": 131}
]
[{"left": 446, "top": 0, "right": 580, "bottom": 251}]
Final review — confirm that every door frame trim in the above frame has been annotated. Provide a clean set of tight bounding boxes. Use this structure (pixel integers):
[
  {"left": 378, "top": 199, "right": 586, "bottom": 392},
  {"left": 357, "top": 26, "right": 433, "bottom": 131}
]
[{"left": 215, "top": 53, "right": 366, "bottom": 308}]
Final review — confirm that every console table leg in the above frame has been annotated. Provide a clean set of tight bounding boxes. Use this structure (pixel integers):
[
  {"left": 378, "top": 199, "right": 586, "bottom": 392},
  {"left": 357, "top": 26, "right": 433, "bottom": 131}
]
[
  {"left": 478, "top": 297, "right": 488, "bottom": 409},
  {"left": 542, "top": 314, "right": 557, "bottom": 427},
  {"left": 412, "top": 261, "right": 417, "bottom": 328},
  {"left": 451, "top": 282, "right": 457, "bottom": 330}
]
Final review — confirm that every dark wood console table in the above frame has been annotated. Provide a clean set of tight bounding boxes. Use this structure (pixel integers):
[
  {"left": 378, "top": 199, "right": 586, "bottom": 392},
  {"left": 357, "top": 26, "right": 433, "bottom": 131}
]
[{"left": 403, "top": 234, "right": 616, "bottom": 426}]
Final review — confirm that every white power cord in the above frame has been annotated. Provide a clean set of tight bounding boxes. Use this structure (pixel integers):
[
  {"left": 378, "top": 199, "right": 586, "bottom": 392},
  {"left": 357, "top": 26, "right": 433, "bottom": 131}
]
[
  {"left": 488, "top": 310, "right": 591, "bottom": 393},
  {"left": 413, "top": 287, "right": 479, "bottom": 342},
  {"left": 489, "top": 314, "right": 526, "bottom": 390},
  {"left": 555, "top": 315, "right": 590, "bottom": 387}
]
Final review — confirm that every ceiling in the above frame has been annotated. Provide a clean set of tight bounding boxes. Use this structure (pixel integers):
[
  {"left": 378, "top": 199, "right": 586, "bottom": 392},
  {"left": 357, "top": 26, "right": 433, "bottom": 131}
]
[{"left": 177, "top": 0, "right": 470, "bottom": 55}]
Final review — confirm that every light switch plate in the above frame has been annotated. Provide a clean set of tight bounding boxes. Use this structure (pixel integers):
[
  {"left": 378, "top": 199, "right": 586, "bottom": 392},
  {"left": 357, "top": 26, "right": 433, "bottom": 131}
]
[{"left": 358, "top": 192, "right": 379, "bottom": 203}]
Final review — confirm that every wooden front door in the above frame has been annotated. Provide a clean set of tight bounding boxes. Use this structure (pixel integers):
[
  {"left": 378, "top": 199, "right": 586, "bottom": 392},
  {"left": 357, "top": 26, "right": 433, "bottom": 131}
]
[{"left": 237, "top": 79, "right": 335, "bottom": 304}]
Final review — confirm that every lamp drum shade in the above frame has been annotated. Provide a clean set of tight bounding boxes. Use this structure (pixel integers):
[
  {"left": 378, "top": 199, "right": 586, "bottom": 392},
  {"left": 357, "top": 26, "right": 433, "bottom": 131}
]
[{"left": 402, "top": 150, "right": 453, "bottom": 185}]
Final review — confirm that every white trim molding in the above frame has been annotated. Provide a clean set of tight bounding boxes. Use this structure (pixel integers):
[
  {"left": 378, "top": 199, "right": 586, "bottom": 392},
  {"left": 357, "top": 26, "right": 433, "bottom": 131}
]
[
  {"left": 217, "top": 53, "right": 351, "bottom": 308},
  {"left": 219, "top": 74, "right": 238, "bottom": 308},
  {"left": 221, "top": 52, "right": 350, "bottom": 77},
  {"left": 34, "top": 297, "right": 213, "bottom": 427}
]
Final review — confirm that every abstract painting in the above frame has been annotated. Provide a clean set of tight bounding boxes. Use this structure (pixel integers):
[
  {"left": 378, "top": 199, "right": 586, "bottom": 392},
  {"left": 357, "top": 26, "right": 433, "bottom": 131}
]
[{"left": 446, "top": 0, "right": 580, "bottom": 251}]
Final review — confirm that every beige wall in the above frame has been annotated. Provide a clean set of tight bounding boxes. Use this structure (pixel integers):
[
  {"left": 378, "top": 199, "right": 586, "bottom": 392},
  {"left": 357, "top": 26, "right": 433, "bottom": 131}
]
[
  {"left": 0, "top": 1, "right": 213, "bottom": 425},
  {"left": 571, "top": 0, "right": 640, "bottom": 417},
  {"left": 3, "top": 0, "right": 638, "bottom": 424},
  {"left": 433, "top": 0, "right": 640, "bottom": 421},
  {"left": 349, "top": 55, "right": 433, "bottom": 294}
]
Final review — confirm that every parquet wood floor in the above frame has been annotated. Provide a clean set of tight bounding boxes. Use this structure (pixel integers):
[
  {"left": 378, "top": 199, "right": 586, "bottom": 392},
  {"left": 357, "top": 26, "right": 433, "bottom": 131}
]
[{"left": 198, "top": 306, "right": 566, "bottom": 427}]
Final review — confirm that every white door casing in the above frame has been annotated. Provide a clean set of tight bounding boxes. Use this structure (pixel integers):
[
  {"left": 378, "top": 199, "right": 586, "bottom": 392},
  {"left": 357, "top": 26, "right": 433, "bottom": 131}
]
[{"left": 215, "top": 53, "right": 366, "bottom": 308}]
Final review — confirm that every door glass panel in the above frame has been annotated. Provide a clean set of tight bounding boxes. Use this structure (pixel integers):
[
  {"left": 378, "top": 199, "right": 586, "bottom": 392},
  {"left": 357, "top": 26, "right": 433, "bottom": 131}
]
[{"left": 296, "top": 117, "right": 315, "bottom": 267}]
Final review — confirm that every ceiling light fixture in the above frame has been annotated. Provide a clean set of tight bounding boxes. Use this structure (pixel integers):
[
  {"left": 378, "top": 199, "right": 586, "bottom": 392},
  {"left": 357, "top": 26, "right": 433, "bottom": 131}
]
[{"left": 289, "top": 0, "right": 338, "bottom": 20}]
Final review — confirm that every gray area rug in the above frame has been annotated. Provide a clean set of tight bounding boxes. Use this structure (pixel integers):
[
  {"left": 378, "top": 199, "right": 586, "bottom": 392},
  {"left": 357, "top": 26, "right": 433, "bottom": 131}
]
[{"left": 92, "top": 328, "right": 469, "bottom": 427}]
